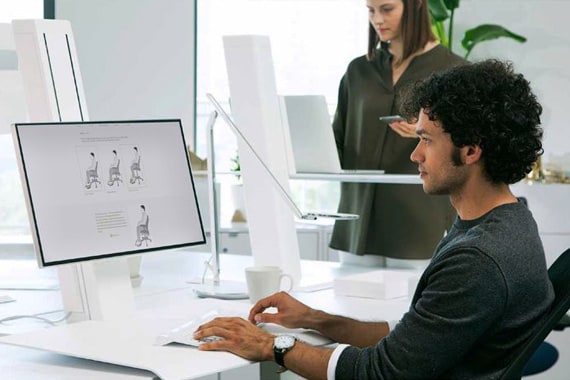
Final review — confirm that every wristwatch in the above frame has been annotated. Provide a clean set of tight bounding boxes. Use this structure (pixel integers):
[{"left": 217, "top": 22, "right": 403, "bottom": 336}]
[{"left": 273, "top": 335, "right": 296, "bottom": 368}]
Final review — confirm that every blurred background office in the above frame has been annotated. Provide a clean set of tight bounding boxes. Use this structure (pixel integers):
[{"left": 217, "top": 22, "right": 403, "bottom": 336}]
[
  {"left": 1, "top": 1, "right": 570, "bottom": 378},
  {"left": 2, "top": 0, "right": 570, "bottom": 261}
]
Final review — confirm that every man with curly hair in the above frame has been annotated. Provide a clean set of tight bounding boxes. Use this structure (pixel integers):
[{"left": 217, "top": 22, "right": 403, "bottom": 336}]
[{"left": 194, "top": 60, "right": 554, "bottom": 380}]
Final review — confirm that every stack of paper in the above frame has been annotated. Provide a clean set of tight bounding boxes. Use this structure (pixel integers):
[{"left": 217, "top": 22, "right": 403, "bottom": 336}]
[{"left": 334, "top": 269, "right": 421, "bottom": 300}]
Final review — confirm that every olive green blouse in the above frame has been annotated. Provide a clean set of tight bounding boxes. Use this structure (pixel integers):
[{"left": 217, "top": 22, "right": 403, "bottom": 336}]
[{"left": 330, "top": 44, "right": 466, "bottom": 259}]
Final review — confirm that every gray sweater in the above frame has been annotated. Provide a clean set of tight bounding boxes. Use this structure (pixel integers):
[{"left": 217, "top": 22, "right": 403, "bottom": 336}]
[{"left": 336, "top": 202, "right": 554, "bottom": 379}]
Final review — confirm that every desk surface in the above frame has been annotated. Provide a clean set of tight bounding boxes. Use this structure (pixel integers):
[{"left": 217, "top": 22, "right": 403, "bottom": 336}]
[
  {"left": 0, "top": 250, "right": 411, "bottom": 379},
  {"left": 290, "top": 172, "right": 422, "bottom": 184}
]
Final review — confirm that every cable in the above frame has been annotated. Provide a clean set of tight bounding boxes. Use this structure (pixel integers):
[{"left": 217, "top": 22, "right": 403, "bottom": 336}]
[{"left": 0, "top": 311, "right": 71, "bottom": 326}]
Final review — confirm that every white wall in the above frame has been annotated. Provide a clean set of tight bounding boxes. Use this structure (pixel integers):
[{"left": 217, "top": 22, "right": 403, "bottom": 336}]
[
  {"left": 452, "top": 0, "right": 570, "bottom": 171},
  {"left": 451, "top": 1, "right": 570, "bottom": 261},
  {"left": 55, "top": 0, "right": 196, "bottom": 143}
]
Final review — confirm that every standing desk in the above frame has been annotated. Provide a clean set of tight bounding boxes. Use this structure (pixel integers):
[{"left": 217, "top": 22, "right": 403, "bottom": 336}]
[{"left": 0, "top": 250, "right": 412, "bottom": 379}]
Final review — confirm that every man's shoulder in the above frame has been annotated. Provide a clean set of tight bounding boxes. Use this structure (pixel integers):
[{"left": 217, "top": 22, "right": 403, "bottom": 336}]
[{"left": 437, "top": 203, "right": 541, "bottom": 265}]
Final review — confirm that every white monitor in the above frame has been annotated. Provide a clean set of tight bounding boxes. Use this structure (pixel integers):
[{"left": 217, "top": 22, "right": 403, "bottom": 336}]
[{"left": 11, "top": 119, "right": 206, "bottom": 268}]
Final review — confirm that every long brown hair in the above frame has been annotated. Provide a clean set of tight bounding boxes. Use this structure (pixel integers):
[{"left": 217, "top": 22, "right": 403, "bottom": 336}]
[{"left": 367, "top": 0, "right": 436, "bottom": 62}]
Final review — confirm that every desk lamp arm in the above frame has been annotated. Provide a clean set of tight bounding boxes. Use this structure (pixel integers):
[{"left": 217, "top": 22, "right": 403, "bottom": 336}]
[{"left": 206, "top": 110, "right": 221, "bottom": 284}]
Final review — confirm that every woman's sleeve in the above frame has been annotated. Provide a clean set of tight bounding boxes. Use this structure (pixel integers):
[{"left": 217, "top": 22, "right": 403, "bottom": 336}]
[{"left": 332, "top": 74, "right": 348, "bottom": 164}]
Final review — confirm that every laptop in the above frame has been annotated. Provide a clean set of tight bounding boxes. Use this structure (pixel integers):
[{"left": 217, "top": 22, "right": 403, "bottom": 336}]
[
  {"left": 279, "top": 95, "right": 385, "bottom": 176},
  {"left": 206, "top": 93, "right": 358, "bottom": 221}
]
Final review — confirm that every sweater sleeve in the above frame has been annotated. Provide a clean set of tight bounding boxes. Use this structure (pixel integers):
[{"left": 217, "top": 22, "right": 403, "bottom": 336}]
[{"left": 335, "top": 249, "right": 507, "bottom": 379}]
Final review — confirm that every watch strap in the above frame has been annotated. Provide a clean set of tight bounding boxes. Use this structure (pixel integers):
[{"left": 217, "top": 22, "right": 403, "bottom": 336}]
[
  {"left": 273, "top": 335, "right": 296, "bottom": 368},
  {"left": 274, "top": 346, "right": 288, "bottom": 367}
]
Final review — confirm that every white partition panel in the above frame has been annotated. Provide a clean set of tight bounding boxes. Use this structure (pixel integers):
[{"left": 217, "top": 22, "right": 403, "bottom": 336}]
[
  {"left": 12, "top": 19, "right": 133, "bottom": 322},
  {"left": 12, "top": 19, "right": 87, "bottom": 122},
  {"left": 223, "top": 35, "right": 302, "bottom": 284}
]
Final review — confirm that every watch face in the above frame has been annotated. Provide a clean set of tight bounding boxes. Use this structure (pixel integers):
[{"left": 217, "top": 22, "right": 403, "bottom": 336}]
[{"left": 274, "top": 335, "right": 296, "bottom": 349}]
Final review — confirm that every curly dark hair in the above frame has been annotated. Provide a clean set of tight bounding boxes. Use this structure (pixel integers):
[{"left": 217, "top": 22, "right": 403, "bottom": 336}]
[{"left": 400, "top": 59, "right": 543, "bottom": 184}]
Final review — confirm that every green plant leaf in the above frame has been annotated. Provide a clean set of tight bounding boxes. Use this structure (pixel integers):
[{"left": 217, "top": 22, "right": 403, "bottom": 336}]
[
  {"left": 462, "top": 24, "right": 527, "bottom": 58},
  {"left": 443, "top": 0, "right": 460, "bottom": 11},
  {"left": 230, "top": 151, "right": 240, "bottom": 172},
  {"left": 428, "top": 0, "right": 449, "bottom": 22},
  {"left": 432, "top": 21, "right": 449, "bottom": 48}
]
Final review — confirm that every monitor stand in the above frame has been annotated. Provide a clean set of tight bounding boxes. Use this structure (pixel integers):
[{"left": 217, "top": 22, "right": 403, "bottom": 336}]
[{"left": 59, "top": 257, "right": 135, "bottom": 322}]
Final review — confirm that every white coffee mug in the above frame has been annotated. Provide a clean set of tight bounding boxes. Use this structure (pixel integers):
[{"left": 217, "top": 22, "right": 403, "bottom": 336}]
[{"left": 245, "top": 266, "right": 294, "bottom": 303}]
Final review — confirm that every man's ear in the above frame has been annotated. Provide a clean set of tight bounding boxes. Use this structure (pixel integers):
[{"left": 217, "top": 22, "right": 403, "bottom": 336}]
[{"left": 463, "top": 144, "right": 482, "bottom": 165}]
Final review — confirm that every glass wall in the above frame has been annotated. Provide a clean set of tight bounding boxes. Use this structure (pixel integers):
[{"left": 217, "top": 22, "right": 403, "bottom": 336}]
[{"left": 195, "top": 0, "right": 367, "bottom": 213}]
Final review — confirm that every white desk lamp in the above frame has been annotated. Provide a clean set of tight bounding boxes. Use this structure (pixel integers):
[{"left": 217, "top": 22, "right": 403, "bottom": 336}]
[
  {"left": 194, "top": 94, "right": 359, "bottom": 299},
  {"left": 192, "top": 110, "right": 249, "bottom": 299},
  {"left": 206, "top": 93, "right": 359, "bottom": 221}
]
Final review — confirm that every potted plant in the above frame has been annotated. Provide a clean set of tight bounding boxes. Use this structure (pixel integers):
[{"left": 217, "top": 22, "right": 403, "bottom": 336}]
[
  {"left": 230, "top": 151, "right": 241, "bottom": 181},
  {"left": 428, "top": 0, "right": 527, "bottom": 59},
  {"left": 229, "top": 151, "right": 247, "bottom": 223}
]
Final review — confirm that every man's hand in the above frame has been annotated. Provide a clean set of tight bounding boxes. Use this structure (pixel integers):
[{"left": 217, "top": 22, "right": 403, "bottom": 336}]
[
  {"left": 248, "top": 291, "right": 316, "bottom": 329},
  {"left": 194, "top": 317, "right": 274, "bottom": 361},
  {"left": 389, "top": 120, "right": 418, "bottom": 138}
]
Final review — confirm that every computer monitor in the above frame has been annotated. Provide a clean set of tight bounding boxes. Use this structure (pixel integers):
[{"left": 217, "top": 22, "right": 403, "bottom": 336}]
[
  {"left": 10, "top": 119, "right": 206, "bottom": 321},
  {"left": 12, "top": 119, "right": 206, "bottom": 268},
  {"left": 14, "top": 120, "right": 206, "bottom": 266}
]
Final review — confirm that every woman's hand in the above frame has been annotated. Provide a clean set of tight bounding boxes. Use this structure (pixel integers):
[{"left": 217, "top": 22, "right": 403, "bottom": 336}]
[{"left": 389, "top": 120, "right": 418, "bottom": 138}]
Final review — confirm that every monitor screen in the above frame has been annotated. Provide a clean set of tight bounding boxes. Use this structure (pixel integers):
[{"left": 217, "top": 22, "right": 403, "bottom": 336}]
[{"left": 12, "top": 119, "right": 206, "bottom": 267}]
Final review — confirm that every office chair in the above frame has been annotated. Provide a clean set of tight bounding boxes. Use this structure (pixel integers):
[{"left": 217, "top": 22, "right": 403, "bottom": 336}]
[
  {"left": 85, "top": 161, "right": 101, "bottom": 189},
  {"left": 554, "top": 313, "right": 570, "bottom": 331},
  {"left": 130, "top": 156, "right": 144, "bottom": 184},
  {"left": 500, "top": 247, "right": 570, "bottom": 379},
  {"left": 107, "top": 159, "right": 122, "bottom": 186},
  {"left": 135, "top": 216, "right": 151, "bottom": 247}
]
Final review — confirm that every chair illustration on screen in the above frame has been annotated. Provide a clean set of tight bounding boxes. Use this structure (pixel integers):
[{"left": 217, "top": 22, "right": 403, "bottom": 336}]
[
  {"left": 129, "top": 146, "right": 144, "bottom": 185},
  {"left": 85, "top": 161, "right": 100, "bottom": 189},
  {"left": 135, "top": 205, "right": 151, "bottom": 247},
  {"left": 500, "top": 247, "right": 570, "bottom": 379},
  {"left": 107, "top": 159, "right": 122, "bottom": 186}
]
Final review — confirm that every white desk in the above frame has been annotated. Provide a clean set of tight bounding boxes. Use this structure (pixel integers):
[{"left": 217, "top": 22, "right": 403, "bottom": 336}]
[
  {"left": 290, "top": 173, "right": 422, "bottom": 184},
  {"left": 0, "top": 250, "right": 411, "bottom": 379}
]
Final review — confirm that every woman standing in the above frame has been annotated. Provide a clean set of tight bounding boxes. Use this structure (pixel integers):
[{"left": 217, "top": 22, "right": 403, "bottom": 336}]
[{"left": 330, "top": 0, "right": 465, "bottom": 267}]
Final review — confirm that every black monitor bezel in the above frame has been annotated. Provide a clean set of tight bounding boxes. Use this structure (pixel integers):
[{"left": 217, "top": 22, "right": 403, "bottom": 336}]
[{"left": 12, "top": 118, "right": 207, "bottom": 267}]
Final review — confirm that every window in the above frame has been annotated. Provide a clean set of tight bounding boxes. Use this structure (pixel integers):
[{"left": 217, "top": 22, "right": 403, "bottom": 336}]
[{"left": 195, "top": 0, "right": 367, "bottom": 213}]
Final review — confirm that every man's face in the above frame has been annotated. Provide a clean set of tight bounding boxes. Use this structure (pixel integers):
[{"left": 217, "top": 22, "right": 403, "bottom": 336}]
[{"left": 410, "top": 111, "right": 468, "bottom": 195}]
